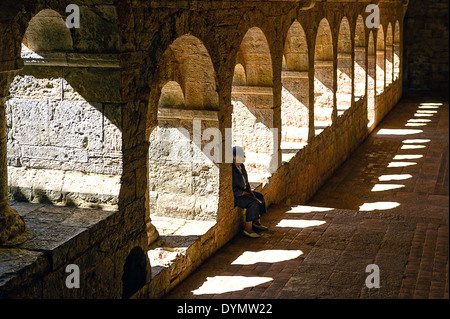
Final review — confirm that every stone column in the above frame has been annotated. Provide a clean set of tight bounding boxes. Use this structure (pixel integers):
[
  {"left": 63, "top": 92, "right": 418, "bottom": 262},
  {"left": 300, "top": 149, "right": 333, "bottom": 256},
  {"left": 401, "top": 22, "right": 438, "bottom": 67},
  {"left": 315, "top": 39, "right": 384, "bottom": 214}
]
[{"left": 0, "top": 71, "right": 27, "bottom": 245}]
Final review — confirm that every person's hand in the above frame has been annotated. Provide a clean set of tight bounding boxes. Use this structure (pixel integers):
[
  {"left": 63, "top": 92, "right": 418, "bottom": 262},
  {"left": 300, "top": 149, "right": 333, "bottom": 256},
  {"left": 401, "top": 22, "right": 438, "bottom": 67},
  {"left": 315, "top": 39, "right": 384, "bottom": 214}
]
[{"left": 242, "top": 191, "right": 251, "bottom": 196}]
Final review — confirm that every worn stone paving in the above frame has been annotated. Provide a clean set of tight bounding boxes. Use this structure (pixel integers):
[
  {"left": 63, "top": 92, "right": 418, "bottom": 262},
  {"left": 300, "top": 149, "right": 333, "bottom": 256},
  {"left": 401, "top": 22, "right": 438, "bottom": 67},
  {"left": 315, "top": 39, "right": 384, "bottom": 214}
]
[{"left": 164, "top": 91, "right": 449, "bottom": 299}]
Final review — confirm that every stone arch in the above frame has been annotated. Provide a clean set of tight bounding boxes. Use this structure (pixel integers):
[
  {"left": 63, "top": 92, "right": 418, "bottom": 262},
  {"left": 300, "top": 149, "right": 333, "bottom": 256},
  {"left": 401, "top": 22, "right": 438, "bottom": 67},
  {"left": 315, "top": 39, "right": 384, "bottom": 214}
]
[
  {"left": 22, "top": 9, "right": 73, "bottom": 53},
  {"left": 393, "top": 21, "right": 401, "bottom": 81},
  {"left": 386, "top": 23, "right": 394, "bottom": 85},
  {"left": 148, "top": 33, "right": 220, "bottom": 225},
  {"left": 122, "top": 247, "right": 148, "bottom": 299},
  {"left": 284, "top": 21, "right": 309, "bottom": 72},
  {"left": 233, "top": 64, "right": 247, "bottom": 86},
  {"left": 367, "top": 31, "right": 376, "bottom": 126},
  {"left": 7, "top": 8, "right": 122, "bottom": 209},
  {"left": 354, "top": 15, "right": 366, "bottom": 101},
  {"left": 281, "top": 20, "right": 309, "bottom": 162},
  {"left": 158, "top": 81, "right": 185, "bottom": 109},
  {"left": 231, "top": 26, "right": 276, "bottom": 183},
  {"left": 314, "top": 18, "right": 334, "bottom": 135},
  {"left": 237, "top": 27, "right": 273, "bottom": 87},
  {"left": 146, "top": 33, "right": 219, "bottom": 272},
  {"left": 376, "top": 25, "right": 385, "bottom": 93},
  {"left": 336, "top": 16, "right": 353, "bottom": 116},
  {"left": 164, "top": 35, "right": 219, "bottom": 111}
]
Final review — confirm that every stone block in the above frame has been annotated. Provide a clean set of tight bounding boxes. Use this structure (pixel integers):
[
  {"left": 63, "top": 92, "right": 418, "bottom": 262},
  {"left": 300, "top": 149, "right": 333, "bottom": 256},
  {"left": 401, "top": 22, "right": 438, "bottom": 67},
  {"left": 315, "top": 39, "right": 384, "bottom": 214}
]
[
  {"left": 63, "top": 67, "right": 121, "bottom": 103},
  {"left": 8, "top": 67, "right": 62, "bottom": 100}
]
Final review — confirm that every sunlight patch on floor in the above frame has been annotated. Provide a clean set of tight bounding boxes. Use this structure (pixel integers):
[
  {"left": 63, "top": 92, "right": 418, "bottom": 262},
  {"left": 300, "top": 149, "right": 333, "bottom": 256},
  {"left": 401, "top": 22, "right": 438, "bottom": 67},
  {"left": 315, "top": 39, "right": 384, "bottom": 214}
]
[
  {"left": 285, "top": 205, "right": 334, "bottom": 214},
  {"left": 191, "top": 276, "right": 273, "bottom": 295},
  {"left": 378, "top": 174, "right": 412, "bottom": 181},
  {"left": 231, "top": 250, "right": 303, "bottom": 265},
  {"left": 359, "top": 201, "right": 400, "bottom": 211},
  {"left": 276, "top": 219, "right": 326, "bottom": 228}
]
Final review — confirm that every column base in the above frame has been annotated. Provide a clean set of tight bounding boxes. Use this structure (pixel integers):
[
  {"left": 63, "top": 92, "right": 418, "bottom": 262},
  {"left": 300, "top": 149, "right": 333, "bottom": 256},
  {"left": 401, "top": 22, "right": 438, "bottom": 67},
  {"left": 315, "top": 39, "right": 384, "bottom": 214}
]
[
  {"left": 146, "top": 218, "right": 159, "bottom": 246},
  {"left": 0, "top": 200, "right": 28, "bottom": 246}
]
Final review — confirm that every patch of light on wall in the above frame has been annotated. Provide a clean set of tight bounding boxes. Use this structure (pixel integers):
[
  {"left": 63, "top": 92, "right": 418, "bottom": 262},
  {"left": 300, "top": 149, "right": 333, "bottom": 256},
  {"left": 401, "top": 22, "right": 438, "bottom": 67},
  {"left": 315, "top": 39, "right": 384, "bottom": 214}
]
[
  {"left": 276, "top": 219, "right": 326, "bottom": 228},
  {"left": 387, "top": 161, "right": 417, "bottom": 168},
  {"left": 371, "top": 184, "right": 405, "bottom": 192},
  {"left": 378, "top": 174, "right": 412, "bottom": 181},
  {"left": 191, "top": 276, "right": 273, "bottom": 295},
  {"left": 231, "top": 250, "right": 303, "bottom": 266},
  {"left": 359, "top": 202, "right": 400, "bottom": 211},
  {"left": 21, "top": 43, "right": 44, "bottom": 60},
  {"left": 393, "top": 154, "right": 423, "bottom": 160},
  {"left": 286, "top": 205, "right": 334, "bottom": 214},
  {"left": 377, "top": 129, "right": 423, "bottom": 135}
]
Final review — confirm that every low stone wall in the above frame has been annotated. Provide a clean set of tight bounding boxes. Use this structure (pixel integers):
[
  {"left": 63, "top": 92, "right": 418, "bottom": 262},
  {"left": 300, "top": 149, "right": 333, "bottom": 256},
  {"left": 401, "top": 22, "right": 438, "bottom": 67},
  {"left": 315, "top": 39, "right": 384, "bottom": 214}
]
[{"left": 0, "top": 202, "right": 149, "bottom": 298}]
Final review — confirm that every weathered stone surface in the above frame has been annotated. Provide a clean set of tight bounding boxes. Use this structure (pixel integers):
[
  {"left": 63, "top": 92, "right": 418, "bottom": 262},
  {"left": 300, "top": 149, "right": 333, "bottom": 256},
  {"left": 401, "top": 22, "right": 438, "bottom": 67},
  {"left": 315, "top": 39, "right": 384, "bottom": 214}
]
[{"left": 0, "top": 0, "right": 429, "bottom": 300}]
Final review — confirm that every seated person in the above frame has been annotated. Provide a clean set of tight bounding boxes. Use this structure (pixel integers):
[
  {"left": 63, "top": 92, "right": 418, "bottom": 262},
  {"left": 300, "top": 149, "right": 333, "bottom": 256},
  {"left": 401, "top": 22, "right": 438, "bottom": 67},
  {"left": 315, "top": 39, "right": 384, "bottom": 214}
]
[{"left": 232, "top": 146, "right": 268, "bottom": 238}]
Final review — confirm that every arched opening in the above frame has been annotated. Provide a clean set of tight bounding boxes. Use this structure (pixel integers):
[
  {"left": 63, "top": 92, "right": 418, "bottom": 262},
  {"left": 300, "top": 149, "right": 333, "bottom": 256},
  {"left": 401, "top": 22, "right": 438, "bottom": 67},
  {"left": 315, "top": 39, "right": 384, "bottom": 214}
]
[
  {"left": 22, "top": 9, "right": 73, "bottom": 52},
  {"left": 281, "top": 20, "right": 309, "bottom": 163},
  {"left": 122, "top": 247, "right": 148, "bottom": 299},
  {"left": 231, "top": 27, "right": 277, "bottom": 184},
  {"left": 393, "top": 21, "right": 401, "bottom": 81},
  {"left": 354, "top": 15, "right": 366, "bottom": 102},
  {"left": 148, "top": 34, "right": 218, "bottom": 270},
  {"left": 386, "top": 23, "right": 394, "bottom": 85},
  {"left": 314, "top": 18, "right": 334, "bottom": 135},
  {"left": 232, "top": 64, "right": 247, "bottom": 86},
  {"left": 367, "top": 31, "right": 376, "bottom": 126},
  {"left": 7, "top": 9, "right": 122, "bottom": 210},
  {"left": 158, "top": 81, "right": 185, "bottom": 108},
  {"left": 376, "top": 25, "right": 385, "bottom": 94},
  {"left": 336, "top": 17, "right": 353, "bottom": 116}
]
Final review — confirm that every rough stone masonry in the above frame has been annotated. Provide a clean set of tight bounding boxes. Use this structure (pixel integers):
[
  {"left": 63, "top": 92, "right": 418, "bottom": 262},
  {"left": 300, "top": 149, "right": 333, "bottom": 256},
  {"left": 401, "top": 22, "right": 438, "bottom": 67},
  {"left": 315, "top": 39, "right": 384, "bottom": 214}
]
[{"left": 0, "top": 0, "right": 426, "bottom": 298}]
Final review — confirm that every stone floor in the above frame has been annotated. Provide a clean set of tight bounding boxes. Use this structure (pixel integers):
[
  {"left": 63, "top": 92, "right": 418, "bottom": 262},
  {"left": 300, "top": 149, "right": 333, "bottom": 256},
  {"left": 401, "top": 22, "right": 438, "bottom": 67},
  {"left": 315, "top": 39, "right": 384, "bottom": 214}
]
[{"left": 164, "top": 91, "right": 449, "bottom": 299}]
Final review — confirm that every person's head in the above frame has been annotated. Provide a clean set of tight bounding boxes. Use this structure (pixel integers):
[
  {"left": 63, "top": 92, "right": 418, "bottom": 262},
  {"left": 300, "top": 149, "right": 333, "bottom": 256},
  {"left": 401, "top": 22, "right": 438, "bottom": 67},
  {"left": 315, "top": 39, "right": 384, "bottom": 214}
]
[{"left": 232, "top": 146, "right": 245, "bottom": 165}]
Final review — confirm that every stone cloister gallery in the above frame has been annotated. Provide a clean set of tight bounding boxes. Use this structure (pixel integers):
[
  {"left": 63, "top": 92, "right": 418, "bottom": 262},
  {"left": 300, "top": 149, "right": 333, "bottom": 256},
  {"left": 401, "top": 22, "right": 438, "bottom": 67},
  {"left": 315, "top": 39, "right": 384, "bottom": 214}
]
[{"left": 0, "top": 0, "right": 441, "bottom": 299}]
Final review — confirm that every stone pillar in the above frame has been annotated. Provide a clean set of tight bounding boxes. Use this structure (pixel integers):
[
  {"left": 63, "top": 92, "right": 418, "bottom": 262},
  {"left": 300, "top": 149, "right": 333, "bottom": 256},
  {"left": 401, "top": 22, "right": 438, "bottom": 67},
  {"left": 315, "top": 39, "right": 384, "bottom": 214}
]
[{"left": 0, "top": 71, "right": 27, "bottom": 245}]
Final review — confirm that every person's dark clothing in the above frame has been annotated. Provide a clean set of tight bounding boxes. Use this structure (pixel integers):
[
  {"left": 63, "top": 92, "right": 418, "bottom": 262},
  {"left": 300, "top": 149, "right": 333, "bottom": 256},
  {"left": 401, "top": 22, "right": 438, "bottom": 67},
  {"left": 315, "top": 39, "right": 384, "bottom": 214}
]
[{"left": 232, "top": 162, "right": 267, "bottom": 222}]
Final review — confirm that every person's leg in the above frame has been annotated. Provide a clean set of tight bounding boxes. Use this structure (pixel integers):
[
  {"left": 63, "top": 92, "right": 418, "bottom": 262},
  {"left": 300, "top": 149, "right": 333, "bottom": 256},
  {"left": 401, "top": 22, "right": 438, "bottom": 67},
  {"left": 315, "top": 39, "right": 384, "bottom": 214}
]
[
  {"left": 250, "top": 192, "right": 268, "bottom": 230},
  {"left": 253, "top": 192, "right": 266, "bottom": 215},
  {"left": 244, "top": 221, "right": 253, "bottom": 233},
  {"left": 236, "top": 196, "right": 260, "bottom": 235},
  {"left": 236, "top": 195, "right": 264, "bottom": 236}
]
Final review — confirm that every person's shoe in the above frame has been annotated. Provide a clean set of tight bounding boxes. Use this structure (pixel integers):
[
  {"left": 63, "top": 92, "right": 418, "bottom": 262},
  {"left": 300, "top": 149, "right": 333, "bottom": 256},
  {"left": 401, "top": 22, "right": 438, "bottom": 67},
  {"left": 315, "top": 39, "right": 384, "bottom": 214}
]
[
  {"left": 243, "top": 230, "right": 261, "bottom": 238},
  {"left": 252, "top": 223, "right": 268, "bottom": 231}
]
